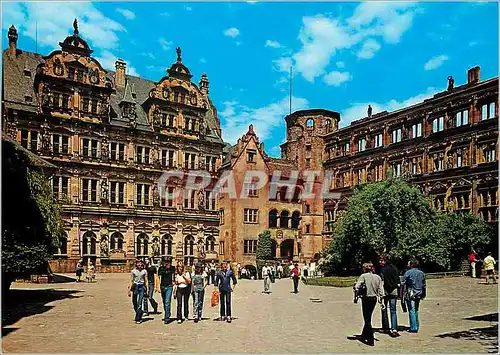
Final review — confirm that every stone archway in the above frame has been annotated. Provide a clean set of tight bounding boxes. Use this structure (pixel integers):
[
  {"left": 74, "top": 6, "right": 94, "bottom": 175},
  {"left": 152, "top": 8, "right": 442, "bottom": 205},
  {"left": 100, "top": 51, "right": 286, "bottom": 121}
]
[{"left": 280, "top": 239, "right": 294, "bottom": 261}]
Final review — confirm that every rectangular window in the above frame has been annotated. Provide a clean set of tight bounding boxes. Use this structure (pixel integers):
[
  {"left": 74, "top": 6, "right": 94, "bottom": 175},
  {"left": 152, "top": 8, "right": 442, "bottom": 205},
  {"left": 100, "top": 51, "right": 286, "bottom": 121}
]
[
  {"left": 482, "top": 102, "right": 496, "bottom": 120},
  {"left": 219, "top": 241, "right": 225, "bottom": 255},
  {"left": 358, "top": 138, "right": 366, "bottom": 152},
  {"left": 82, "top": 138, "right": 99, "bottom": 158},
  {"left": 62, "top": 94, "right": 69, "bottom": 109},
  {"left": 52, "top": 177, "right": 60, "bottom": 197},
  {"left": 110, "top": 182, "right": 125, "bottom": 204},
  {"left": 68, "top": 67, "right": 75, "bottom": 80},
  {"left": 136, "top": 146, "right": 150, "bottom": 164},
  {"left": 30, "top": 131, "right": 38, "bottom": 151},
  {"left": 374, "top": 134, "right": 383, "bottom": 148},
  {"left": 247, "top": 149, "right": 256, "bottom": 162},
  {"left": 91, "top": 140, "right": 98, "bottom": 158},
  {"left": 411, "top": 123, "right": 422, "bottom": 138},
  {"left": 243, "top": 208, "right": 258, "bottom": 223},
  {"left": 82, "top": 179, "right": 98, "bottom": 202},
  {"left": 484, "top": 148, "right": 496, "bottom": 162},
  {"left": 52, "top": 134, "right": 60, "bottom": 154},
  {"left": 205, "top": 156, "right": 217, "bottom": 172},
  {"left": 90, "top": 100, "right": 97, "bottom": 114},
  {"left": 162, "top": 150, "right": 175, "bottom": 167},
  {"left": 220, "top": 209, "right": 225, "bottom": 225},
  {"left": 433, "top": 117, "right": 445, "bottom": 133},
  {"left": 163, "top": 186, "right": 175, "bottom": 207},
  {"left": 456, "top": 110, "right": 469, "bottom": 127},
  {"left": 392, "top": 128, "right": 402, "bottom": 143},
  {"left": 184, "top": 153, "right": 196, "bottom": 169},
  {"left": 21, "top": 130, "right": 29, "bottom": 148},
  {"left": 53, "top": 93, "right": 61, "bottom": 108},
  {"left": 412, "top": 163, "right": 417, "bottom": 175},
  {"left": 136, "top": 184, "right": 150, "bottom": 205},
  {"left": 305, "top": 144, "right": 311, "bottom": 152},
  {"left": 243, "top": 240, "right": 257, "bottom": 254},
  {"left": 184, "top": 189, "right": 196, "bottom": 209},
  {"left": 393, "top": 163, "right": 401, "bottom": 177},
  {"left": 61, "top": 136, "right": 69, "bottom": 154},
  {"left": 457, "top": 152, "right": 463, "bottom": 168},
  {"left": 243, "top": 183, "right": 258, "bottom": 197},
  {"left": 345, "top": 142, "right": 350, "bottom": 152}
]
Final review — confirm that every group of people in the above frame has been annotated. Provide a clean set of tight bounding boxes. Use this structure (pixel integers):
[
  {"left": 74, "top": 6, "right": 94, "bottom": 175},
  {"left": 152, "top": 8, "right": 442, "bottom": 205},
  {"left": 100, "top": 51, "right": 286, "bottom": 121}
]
[
  {"left": 353, "top": 256, "right": 426, "bottom": 346},
  {"left": 128, "top": 258, "right": 237, "bottom": 324},
  {"left": 469, "top": 250, "right": 498, "bottom": 284},
  {"left": 261, "top": 262, "right": 301, "bottom": 294},
  {"left": 75, "top": 259, "right": 96, "bottom": 282}
]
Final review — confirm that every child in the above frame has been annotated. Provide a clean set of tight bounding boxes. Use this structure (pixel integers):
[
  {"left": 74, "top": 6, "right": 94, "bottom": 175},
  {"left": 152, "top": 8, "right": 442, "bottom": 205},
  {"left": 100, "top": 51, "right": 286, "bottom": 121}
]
[{"left": 192, "top": 262, "right": 207, "bottom": 323}]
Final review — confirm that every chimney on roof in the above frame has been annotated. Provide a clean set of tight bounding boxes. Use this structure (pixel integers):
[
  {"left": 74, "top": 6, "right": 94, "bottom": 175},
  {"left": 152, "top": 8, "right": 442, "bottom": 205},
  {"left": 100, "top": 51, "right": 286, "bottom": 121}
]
[
  {"left": 199, "top": 73, "right": 209, "bottom": 95},
  {"left": 8, "top": 25, "right": 18, "bottom": 58},
  {"left": 467, "top": 66, "right": 480, "bottom": 85},
  {"left": 115, "top": 59, "right": 126, "bottom": 89}
]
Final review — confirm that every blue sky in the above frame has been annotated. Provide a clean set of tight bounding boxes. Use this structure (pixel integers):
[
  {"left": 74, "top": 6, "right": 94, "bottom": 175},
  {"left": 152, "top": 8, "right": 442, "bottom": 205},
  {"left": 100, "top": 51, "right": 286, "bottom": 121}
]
[{"left": 2, "top": 1, "right": 498, "bottom": 157}]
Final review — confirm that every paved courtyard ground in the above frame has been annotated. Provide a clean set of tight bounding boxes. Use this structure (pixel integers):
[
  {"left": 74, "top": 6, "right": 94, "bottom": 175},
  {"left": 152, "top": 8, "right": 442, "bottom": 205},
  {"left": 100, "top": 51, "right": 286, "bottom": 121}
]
[{"left": 2, "top": 274, "right": 498, "bottom": 353}]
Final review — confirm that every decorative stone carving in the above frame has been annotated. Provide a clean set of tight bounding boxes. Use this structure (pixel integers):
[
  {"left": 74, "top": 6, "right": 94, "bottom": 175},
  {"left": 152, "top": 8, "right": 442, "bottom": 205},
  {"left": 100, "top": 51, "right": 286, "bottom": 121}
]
[
  {"left": 152, "top": 185, "right": 160, "bottom": 207},
  {"left": 100, "top": 236, "right": 109, "bottom": 257},
  {"left": 101, "top": 138, "right": 109, "bottom": 161},
  {"left": 152, "top": 237, "right": 160, "bottom": 256},
  {"left": 101, "top": 178, "right": 109, "bottom": 203},
  {"left": 53, "top": 58, "right": 64, "bottom": 76},
  {"left": 198, "top": 189, "right": 205, "bottom": 210}
]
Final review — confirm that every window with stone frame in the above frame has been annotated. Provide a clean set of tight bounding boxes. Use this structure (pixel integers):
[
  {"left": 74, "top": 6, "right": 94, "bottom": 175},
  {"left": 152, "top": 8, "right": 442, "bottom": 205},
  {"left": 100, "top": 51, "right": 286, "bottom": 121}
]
[
  {"left": 243, "top": 240, "right": 257, "bottom": 254},
  {"left": 53, "top": 93, "right": 61, "bottom": 108},
  {"left": 62, "top": 94, "right": 70, "bottom": 109},
  {"left": 247, "top": 149, "right": 256, "bottom": 162},
  {"left": 184, "top": 189, "right": 196, "bottom": 209},
  {"left": 82, "top": 97, "right": 90, "bottom": 112},
  {"left": 68, "top": 67, "right": 75, "bottom": 80},
  {"left": 219, "top": 240, "right": 225, "bottom": 255},
  {"left": 52, "top": 176, "right": 70, "bottom": 200},
  {"left": 358, "top": 137, "right": 367, "bottom": 152},
  {"left": 205, "top": 191, "right": 216, "bottom": 210},
  {"left": 243, "top": 182, "right": 259, "bottom": 197},
  {"left": 391, "top": 127, "right": 402, "bottom": 143},
  {"left": 392, "top": 162, "right": 402, "bottom": 177},
  {"left": 110, "top": 181, "right": 126, "bottom": 204},
  {"left": 219, "top": 209, "right": 225, "bottom": 225},
  {"left": 374, "top": 133, "right": 383, "bottom": 148},
  {"left": 483, "top": 146, "right": 496, "bottom": 163},
  {"left": 162, "top": 149, "right": 175, "bottom": 167},
  {"left": 305, "top": 224, "right": 311, "bottom": 233},
  {"left": 411, "top": 122, "right": 422, "bottom": 138},
  {"left": 455, "top": 109, "right": 469, "bottom": 127},
  {"left": 433, "top": 154, "right": 444, "bottom": 171},
  {"left": 110, "top": 142, "right": 126, "bottom": 161},
  {"left": 82, "top": 138, "right": 99, "bottom": 158},
  {"left": 82, "top": 178, "right": 99, "bottom": 202},
  {"left": 136, "top": 184, "right": 150, "bottom": 206},
  {"left": 432, "top": 116, "right": 445, "bottom": 133},
  {"left": 481, "top": 102, "right": 496, "bottom": 120},
  {"left": 184, "top": 152, "right": 197, "bottom": 169},
  {"left": 135, "top": 145, "right": 150, "bottom": 164},
  {"left": 456, "top": 150, "right": 463, "bottom": 168},
  {"left": 163, "top": 186, "right": 176, "bottom": 208},
  {"left": 244, "top": 208, "right": 258, "bottom": 223},
  {"left": 205, "top": 155, "right": 217, "bottom": 172}
]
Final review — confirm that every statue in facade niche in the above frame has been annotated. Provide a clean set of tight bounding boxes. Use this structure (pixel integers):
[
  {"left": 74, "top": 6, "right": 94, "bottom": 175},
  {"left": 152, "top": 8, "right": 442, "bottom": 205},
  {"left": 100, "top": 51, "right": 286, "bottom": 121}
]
[
  {"left": 152, "top": 185, "right": 160, "bottom": 207},
  {"left": 152, "top": 238, "right": 160, "bottom": 256},
  {"left": 100, "top": 237, "right": 109, "bottom": 257},
  {"left": 101, "top": 179, "right": 109, "bottom": 202}
]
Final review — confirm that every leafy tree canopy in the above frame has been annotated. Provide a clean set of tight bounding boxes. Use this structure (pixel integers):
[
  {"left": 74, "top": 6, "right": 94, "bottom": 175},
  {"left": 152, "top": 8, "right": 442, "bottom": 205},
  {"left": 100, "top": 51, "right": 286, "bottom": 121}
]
[{"left": 321, "top": 179, "right": 492, "bottom": 275}]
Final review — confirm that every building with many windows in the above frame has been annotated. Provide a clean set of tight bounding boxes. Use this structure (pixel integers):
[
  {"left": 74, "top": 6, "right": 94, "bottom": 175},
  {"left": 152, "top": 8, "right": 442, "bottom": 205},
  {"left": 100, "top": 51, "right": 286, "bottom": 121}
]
[
  {"left": 322, "top": 67, "right": 498, "bottom": 240},
  {"left": 2, "top": 22, "right": 225, "bottom": 271}
]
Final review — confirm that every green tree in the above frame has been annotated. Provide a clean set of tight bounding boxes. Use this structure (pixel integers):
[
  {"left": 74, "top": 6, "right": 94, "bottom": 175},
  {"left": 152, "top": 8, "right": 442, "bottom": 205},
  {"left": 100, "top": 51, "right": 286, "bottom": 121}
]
[
  {"left": 256, "top": 230, "right": 272, "bottom": 260},
  {"left": 2, "top": 140, "right": 64, "bottom": 291},
  {"left": 322, "top": 179, "right": 492, "bottom": 275}
]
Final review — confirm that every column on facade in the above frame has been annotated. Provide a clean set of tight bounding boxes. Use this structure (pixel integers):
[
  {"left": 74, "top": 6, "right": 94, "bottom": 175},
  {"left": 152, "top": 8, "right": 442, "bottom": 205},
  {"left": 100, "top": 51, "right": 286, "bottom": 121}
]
[
  {"left": 126, "top": 219, "right": 135, "bottom": 259},
  {"left": 69, "top": 218, "right": 80, "bottom": 259}
]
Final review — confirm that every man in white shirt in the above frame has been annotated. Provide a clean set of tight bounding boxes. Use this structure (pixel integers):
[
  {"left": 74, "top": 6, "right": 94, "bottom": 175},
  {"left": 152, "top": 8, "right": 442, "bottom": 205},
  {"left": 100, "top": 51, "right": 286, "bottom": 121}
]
[
  {"left": 277, "top": 264, "right": 284, "bottom": 279},
  {"left": 262, "top": 262, "right": 272, "bottom": 294}
]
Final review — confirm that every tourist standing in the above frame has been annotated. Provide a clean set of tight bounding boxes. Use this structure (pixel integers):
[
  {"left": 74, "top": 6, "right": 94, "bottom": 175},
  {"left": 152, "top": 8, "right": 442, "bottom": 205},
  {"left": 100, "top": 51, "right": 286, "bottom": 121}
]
[
  {"left": 158, "top": 258, "right": 175, "bottom": 324},
  {"left": 291, "top": 263, "right": 300, "bottom": 293},
  {"left": 469, "top": 249, "right": 478, "bottom": 278},
  {"left": 483, "top": 252, "right": 498, "bottom": 284},
  {"left": 192, "top": 262, "right": 207, "bottom": 322},
  {"left": 143, "top": 259, "right": 158, "bottom": 316},
  {"left": 354, "top": 262, "right": 384, "bottom": 346},
  {"left": 277, "top": 264, "right": 284, "bottom": 279},
  {"left": 174, "top": 264, "right": 191, "bottom": 323},
  {"left": 215, "top": 261, "right": 237, "bottom": 323},
  {"left": 75, "top": 259, "right": 84, "bottom": 282},
  {"left": 128, "top": 259, "right": 148, "bottom": 324},
  {"left": 262, "top": 263, "right": 272, "bottom": 293},
  {"left": 209, "top": 260, "right": 216, "bottom": 285},
  {"left": 379, "top": 255, "right": 400, "bottom": 337},
  {"left": 402, "top": 259, "right": 426, "bottom": 333}
]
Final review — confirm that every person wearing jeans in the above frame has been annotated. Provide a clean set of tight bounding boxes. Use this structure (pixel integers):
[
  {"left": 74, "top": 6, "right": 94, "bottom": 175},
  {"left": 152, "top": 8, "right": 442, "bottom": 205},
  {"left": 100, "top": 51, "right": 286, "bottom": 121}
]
[
  {"left": 192, "top": 262, "right": 207, "bottom": 322},
  {"left": 215, "top": 262, "right": 237, "bottom": 323},
  {"left": 128, "top": 260, "right": 148, "bottom": 324},
  {"left": 354, "top": 262, "right": 384, "bottom": 346},
  {"left": 158, "top": 258, "right": 175, "bottom": 324},
  {"left": 174, "top": 264, "right": 191, "bottom": 324},
  {"left": 143, "top": 259, "right": 158, "bottom": 315},
  {"left": 379, "top": 255, "right": 400, "bottom": 337},
  {"left": 403, "top": 258, "right": 426, "bottom": 333},
  {"left": 262, "top": 263, "right": 271, "bottom": 294},
  {"left": 292, "top": 263, "right": 300, "bottom": 293}
]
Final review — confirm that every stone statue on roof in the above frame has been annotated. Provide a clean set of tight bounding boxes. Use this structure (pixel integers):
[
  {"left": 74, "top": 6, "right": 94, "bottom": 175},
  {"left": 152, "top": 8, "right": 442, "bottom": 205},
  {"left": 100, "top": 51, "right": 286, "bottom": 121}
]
[
  {"left": 176, "top": 47, "right": 182, "bottom": 62},
  {"left": 73, "top": 19, "right": 79, "bottom": 36}
]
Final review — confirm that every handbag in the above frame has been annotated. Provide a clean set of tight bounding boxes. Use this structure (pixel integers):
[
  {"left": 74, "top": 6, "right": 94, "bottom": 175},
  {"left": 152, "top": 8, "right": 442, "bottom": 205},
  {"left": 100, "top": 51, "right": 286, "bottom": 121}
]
[{"left": 211, "top": 289, "right": 219, "bottom": 307}]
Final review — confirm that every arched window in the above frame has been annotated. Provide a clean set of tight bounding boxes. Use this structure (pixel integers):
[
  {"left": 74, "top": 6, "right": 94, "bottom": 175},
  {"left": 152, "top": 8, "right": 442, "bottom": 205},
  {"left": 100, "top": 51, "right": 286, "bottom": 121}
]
[
  {"left": 184, "top": 235, "right": 194, "bottom": 256},
  {"left": 136, "top": 233, "right": 149, "bottom": 256},
  {"left": 306, "top": 118, "right": 314, "bottom": 128},
  {"left": 268, "top": 209, "right": 278, "bottom": 228},
  {"left": 291, "top": 211, "right": 301, "bottom": 229},
  {"left": 280, "top": 210, "right": 290, "bottom": 228},
  {"left": 161, "top": 234, "right": 173, "bottom": 256},
  {"left": 325, "top": 119, "right": 332, "bottom": 133},
  {"left": 110, "top": 232, "right": 124, "bottom": 251},
  {"left": 59, "top": 233, "right": 68, "bottom": 255},
  {"left": 205, "top": 236, "right": 215, "bottom": 252},
  {"left": 82, "top": 231, "right": 97, "bottom": 255}
]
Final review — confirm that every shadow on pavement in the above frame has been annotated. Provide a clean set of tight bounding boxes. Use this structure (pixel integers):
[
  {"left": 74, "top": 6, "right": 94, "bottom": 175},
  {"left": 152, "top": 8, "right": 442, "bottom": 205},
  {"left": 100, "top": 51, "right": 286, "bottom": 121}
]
[
  {"left": 2, "top": 288, "right": 83, "bottom": 330},
  {"left": 52, "top": 274, "right": 77, "bottom": 283},
  {"left": 436, "top": 313, "right": 498, "bottom": 354}
]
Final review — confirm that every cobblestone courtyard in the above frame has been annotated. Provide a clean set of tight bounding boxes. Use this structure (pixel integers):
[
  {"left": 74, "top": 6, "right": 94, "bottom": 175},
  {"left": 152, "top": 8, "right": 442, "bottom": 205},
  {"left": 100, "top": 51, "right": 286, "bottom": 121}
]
[{"left": 2, "top": 274, "right": 498, "bottom": 353}]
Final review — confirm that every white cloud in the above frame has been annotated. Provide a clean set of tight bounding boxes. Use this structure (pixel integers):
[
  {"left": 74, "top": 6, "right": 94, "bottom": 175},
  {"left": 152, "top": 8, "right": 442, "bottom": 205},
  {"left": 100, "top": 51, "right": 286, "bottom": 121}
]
[
  {"left": 220, "top": 96, "right": 309, "bottom": 144},
  {"left": 341, "top": 87, "right": 439, "bottom": 127},
  {"left": 323, "top": 71, "right": 352, "bottom": 86},
  {"left": 116, "top": 8, "right": 135, "bottom": 20},
  {"left": 185, "top": 5, "right": 192, "bottom": 11},
  {"left": 424, "top": 55, "right": 449, "bottom": 70},
  {"left": 336, "top": 61, "right": 345, "bottom": 68},
  {"left": 2, "top": 2, "right": 126, "bottom": 51},
  {"left": 247, "top": 1, "right": 258, "bottom": 4},
  {"left": 140, "top": 52, "right": 155, "bottom": 59},
  {"left": 278, "top": 2, "right": 418, "bottom": 82},
  {"left": 265, "top": 40, "right": 281, "bottom": 48},
  {"left": 273, "top": 57, "right": 293, "bottom": 72},
  {"left": 94, "top": 50, "right": 139, "bottom": 77},
  {"left": 160, "top": 12, "right": 171, "bottom": 17},
  {"left": 159, "top": 38, "right": 173, "bottom": 51},
  {"left": 199, "top": 58, "right": 207, "bottom": 63},
  {"left": 356, "top": 39, "right": 381, "bottom": 59},
  {"left": 224, "top": 27, "right": 240, "bottom": 38}
]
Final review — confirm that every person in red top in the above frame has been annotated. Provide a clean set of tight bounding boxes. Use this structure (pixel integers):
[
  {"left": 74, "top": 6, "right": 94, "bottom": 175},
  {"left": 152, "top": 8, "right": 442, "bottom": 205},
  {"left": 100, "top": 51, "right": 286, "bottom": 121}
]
[
  {"left": 292, "top": 263, "right": 300, "bottom": 293},
  {"left": 469, "top": 249, "right": 477, "bottom": 278}
]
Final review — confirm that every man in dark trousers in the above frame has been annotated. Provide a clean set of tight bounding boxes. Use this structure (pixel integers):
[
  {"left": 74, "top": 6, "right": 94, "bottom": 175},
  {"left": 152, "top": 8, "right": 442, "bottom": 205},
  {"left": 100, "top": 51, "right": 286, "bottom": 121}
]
[
  {"left": 143, "top": 258, "right": 158, "bottom": 316},
  {"left": 215, "top": 261, "right": 237, "bottom": 323},
  {"left": 379, "top": 255, "right": 400, "bottom": 337},
  {"left": 292, "top": 263, "right": 300, "bottom": 293}
]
